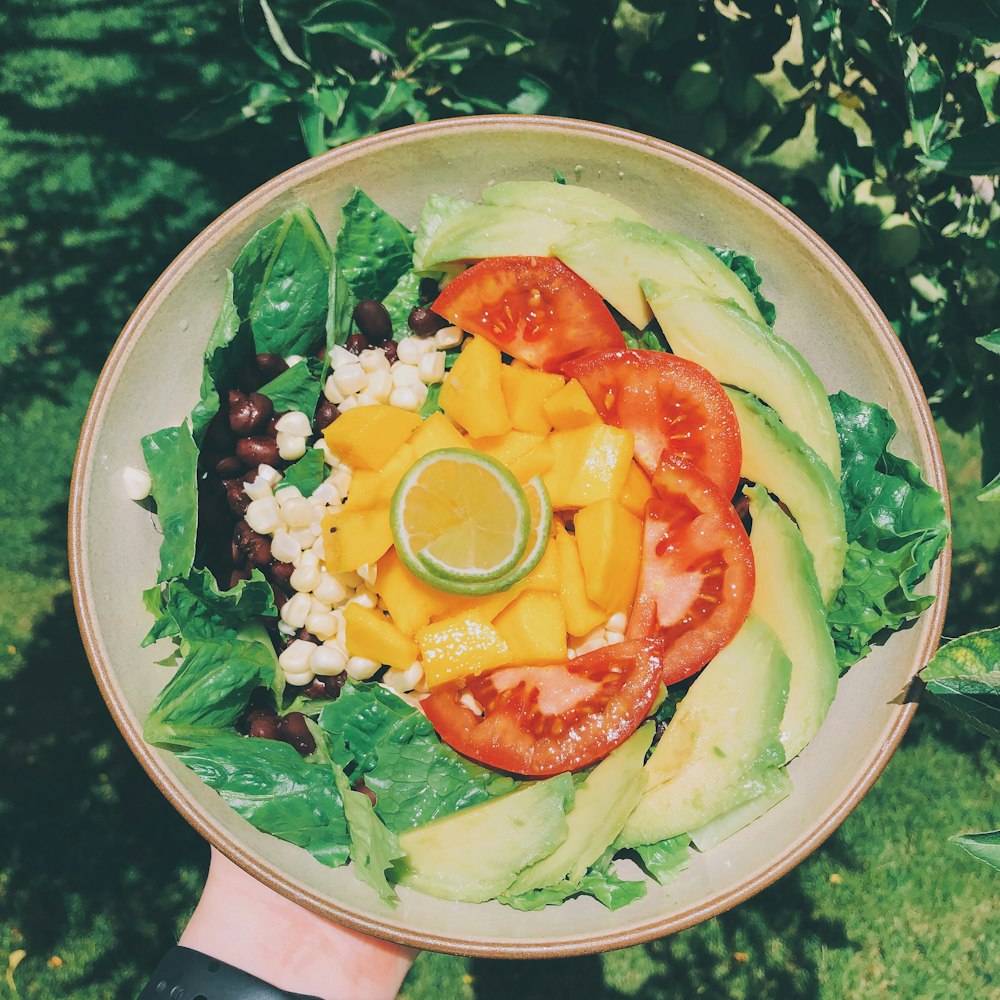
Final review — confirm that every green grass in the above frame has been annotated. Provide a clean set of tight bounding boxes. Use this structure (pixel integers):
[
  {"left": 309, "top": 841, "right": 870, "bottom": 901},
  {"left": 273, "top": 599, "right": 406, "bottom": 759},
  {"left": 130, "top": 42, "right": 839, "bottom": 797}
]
[{"left": 2, "top": 3, "right": 998, "bottom": 997}]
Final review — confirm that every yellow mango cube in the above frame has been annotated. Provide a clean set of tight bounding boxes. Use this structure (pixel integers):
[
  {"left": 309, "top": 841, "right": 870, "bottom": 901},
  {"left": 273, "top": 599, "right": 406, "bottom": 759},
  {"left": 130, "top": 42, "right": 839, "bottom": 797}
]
[
  {"left": 439, "top": 336, "right": 512, "bottom": 437},
  {"left": 522, "top": 538, "right": 561, "bottom": 592},
  {"left": 494, "top": 591, "right": 567, "bottom": 664},
  {"left": 554, "top": 523, "right": 607, "bottom": 636},
  {"left": 418, "top": 612, "right": 512, "bottom": 688},
  {"left": 619, "top": 461, "right": 653, "bottom": 519},
  {"left": 429, "top": 579, "right": 528, "bottom": 625},
  {"left": 542, "top": 378, "right": 600, "bottom": 430},
  {"left": 322, "top": 506, "right": 393, "bottom": 572},
  {"left": 500, "top": 365, "right": 565, "bottom": 434},
  {"left": 507, "top": 439, "right": 554, "bottom": 483},
  {"left": 574, "top": 499, "right": 642, "bottom": 614},
  {"left": 322, "top": 405, "right": 421, "bottom": 470},
  {"left": 373, "top": 550, "right": 453, "bottom": 637},
  {"left": 542, "top": 423, "right": 634, "bottom": 509},
  {"left": 468, "top": 430, "right": 545, "bottom": 468},
  {"left": 408, "top": 412, "right": 469, "bottom": 460},
  {"left": 372, "top": 443, "right": 418, "bottom": 505},
  {"left": 343, "top": 469, "right": 382, "bottom": 511},
  {"left": 344, "top": 603, "right": 418, "bottom": 669}
]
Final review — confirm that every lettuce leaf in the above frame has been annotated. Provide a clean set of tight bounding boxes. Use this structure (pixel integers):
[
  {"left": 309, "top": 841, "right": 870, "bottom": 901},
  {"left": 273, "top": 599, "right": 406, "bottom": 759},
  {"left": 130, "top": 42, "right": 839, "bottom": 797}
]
[
  {"left": 827, "top": 391, "right": 949, "bottom": 669},
  {"left": 499, "top": 849, "right": 647, "bottom": 911},
  {"left": 381, "top": 269, "right": 423, "bottom": 335},
  {"left": 632, "top": 835, "right": 691, "bottom": 885},
  {"left": 232, "top": 206, "right": 333, "bottom": 356},
  {"left": 258, "top": 356, "right": 324, "bottom": 414},
  {"left": 318, "top": 682, "right": 517, "bottom": 832},
  {"left": 141, "top": 422, "right": 199, "bottom": 582},
  {"left": 177, "top": 734, "right": 351, "bottom": 869},
  {"left": 276, "top": 448, "right": 325, "bottom": 498},
  {"left": 711, "top": 247, "right": 777, "bottom": 326}
]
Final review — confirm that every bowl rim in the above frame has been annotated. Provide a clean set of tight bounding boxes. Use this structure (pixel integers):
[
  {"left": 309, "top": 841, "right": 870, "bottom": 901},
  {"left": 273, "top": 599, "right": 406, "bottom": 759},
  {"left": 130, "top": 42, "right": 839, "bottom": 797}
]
[{"left": 69, "top": 113, "right": 951, "bottom": 958}]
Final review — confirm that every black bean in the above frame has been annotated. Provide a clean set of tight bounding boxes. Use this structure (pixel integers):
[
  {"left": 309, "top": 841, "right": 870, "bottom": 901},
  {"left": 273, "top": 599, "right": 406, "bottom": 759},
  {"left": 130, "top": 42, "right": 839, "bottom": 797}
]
[
  {"left": 303, "top": 678, "right": 329, "bottom": 700},
  {"left": 230, "top": 390, "right": 273, "bottom": 436},
  {"left": 313, "top": 399, "right": 339, "bottom": 433},
  {"left": 295, "top": 628, "right": 319, "bottom": 644},
  {"left": 245, "top": 535, "right": 272, "bottom": 567},
  {"left": 236, "top": 436, "right": 281, "bottom": 467},
  {"left": 205, "top": 410, "right": 235, "bottom": 450},
  {"left": 419, "top": 276, "right": 440, "bottom": 304},
  {"left": 256, "top": 353, "right": 288, "bottom": 380},
  {"left": 323, "top": 673, "right": 347, "bottom": 698},
  {"left": 381, "top": 340, "right": 398, "bottom": 365},
  {"left": 345, "top": 332, "right": 368, "bottom": 355},
  {"left": 354, "top": 779, "right": 377, "bottom": 807},
  {"left": 237, "top": 707, "right": 269, "bottom": 735},
  {"left": 279, "top": 712, "right": 316, "bottom": 756},
  {"left": 214, "top": 454, "right": 243, "bottom": 477},
  {"left": 229, "top": 567, "right": 252, "bottom": 589},
  {"left": 352, "top": 299, "right": 393, "bottom": 344},
  {"left": 407, "top": 305, "right": 449, "bottom": 337},
  {"left": 268, "top": 560, "right": 294, "bottom": 589},
  {"left": 249, "top": 715, "right": 282, "bottom": 740},
  {"left": 225, "top": 484, "right": 250, "bottom": 517},
  {"left": 234, "top": 520, "right": 255, "bottom": 549},
  {"left": 271, "top": 586, "right": 288, "bottom": 611}
]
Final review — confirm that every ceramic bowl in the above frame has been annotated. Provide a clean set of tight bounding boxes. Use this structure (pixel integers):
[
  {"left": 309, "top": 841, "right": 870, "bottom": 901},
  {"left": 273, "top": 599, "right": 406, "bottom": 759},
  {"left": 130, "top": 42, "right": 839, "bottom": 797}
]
[{"left": 69, "top": 115, "right": 950, "bottom": 957}]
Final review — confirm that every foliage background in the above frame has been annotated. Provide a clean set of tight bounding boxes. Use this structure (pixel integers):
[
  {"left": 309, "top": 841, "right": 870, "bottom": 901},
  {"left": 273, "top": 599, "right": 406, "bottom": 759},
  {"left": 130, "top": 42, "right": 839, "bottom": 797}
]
[{"left": 1, "top": 0, "right": 997, "bottom": 997}]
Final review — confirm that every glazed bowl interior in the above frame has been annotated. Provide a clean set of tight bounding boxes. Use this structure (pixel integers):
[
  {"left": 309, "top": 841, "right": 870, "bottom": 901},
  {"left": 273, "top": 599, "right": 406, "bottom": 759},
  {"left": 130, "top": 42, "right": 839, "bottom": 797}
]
[{"left": 70, "top": 116, "right": 949, "bottom": 958}]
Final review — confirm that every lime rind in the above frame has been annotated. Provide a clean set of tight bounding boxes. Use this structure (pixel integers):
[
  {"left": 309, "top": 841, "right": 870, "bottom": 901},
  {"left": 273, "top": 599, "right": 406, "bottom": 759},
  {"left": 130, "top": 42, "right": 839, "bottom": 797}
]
[{"left": 390, "top": 448, "right": 531, "bottom": 589}]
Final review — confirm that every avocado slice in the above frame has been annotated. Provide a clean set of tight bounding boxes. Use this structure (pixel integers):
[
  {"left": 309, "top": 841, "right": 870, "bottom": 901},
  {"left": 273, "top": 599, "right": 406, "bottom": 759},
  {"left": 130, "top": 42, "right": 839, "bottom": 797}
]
[
  {"left": 687, "top": 766, "right": 792, "bottom": 851},
  {"left": 726, "top": 388, "right": 847, "bottom": 605},
  {"left": 553, "top": 219, "right": 763, "bottom": 330},
  {"left": 642, "top": 283, "right": 841, "bottom": 480},
  {"left": 747, "top": 484, "right": 839, "bottom": 761},
  {"left": 617, "top": 614, "right": 791, "bottom": 847},
  {"left": 414, "top": 203, "right": 574, "bottom": 270},
  {"left": 395, "top": 773, "right": 573, "bottom": 903},
  {"left": 505, "top": 723, "right": 654, "bottom": 896},
  {"left": 483, "top": 181, "right": 642, "bottom": 226}
]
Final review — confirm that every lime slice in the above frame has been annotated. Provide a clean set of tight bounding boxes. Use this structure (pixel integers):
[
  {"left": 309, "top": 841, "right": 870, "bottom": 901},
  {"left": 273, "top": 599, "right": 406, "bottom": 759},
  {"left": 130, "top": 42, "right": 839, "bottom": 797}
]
[
  {"left": 391, "top": 448, "right": 531, "bottom": 590},
  {"left": 440, "top": 476, "right": 553, "bottom": 596}
]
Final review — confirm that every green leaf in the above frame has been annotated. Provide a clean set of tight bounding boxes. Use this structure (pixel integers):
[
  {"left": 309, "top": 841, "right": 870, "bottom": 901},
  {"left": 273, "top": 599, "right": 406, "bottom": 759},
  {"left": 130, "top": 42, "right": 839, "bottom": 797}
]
[
  {"left": 318, "top": 682, "right": 518, "bottom": 832},
  {"left": 500, "top": 852, "right": 647, "bottom": 911},
  {"left": 276, "top": 448, "right": 326, "bottom": 497},
  {"left": 381, "top": 269, "right": 423, "bottom": 335},
  {"left": 888, "top": 0, "right": 931, "bottom": 35},
  {"left": 256, "top": 0, "right": 311, "bottom": 70},
  {"left": 449, "top": 65, "right": 554, "bottom": 115},
  {"left": 171, "top": 81, "right": 293, "bottom": 141},
  {"left": 711, "top": 248, "right": 778, "bottom": 326},
  {"left": 418, "top": 381, "right": 443, "bottom": 418},
  {"left": 976, "top": 330, "right": 1000, "bottom": 356},
  {"left": 977, "top": 469, "right": 1000, "bottom": 502},
  {"left": 141, "top": 423, "right": 199, "bottom": 583},
  {"left": 331, "top": 763, "right": 403, "bottom": 904},
  {"left": 904, "top": 43, "right": 944, "bottom": 155},
  {"left": 949, "top": 830, "right": 1000, "bottom": 871},
  {"left": 623, "top": 328, "right": 668, "bottom": 351},
  {"left": 410, "top": 20, "right": 532, "bottom": 65},
  {"left": 258, "top": 356, "right": 324, "bottom": 414},
  {"left": 142, "top": 567, "right": 277, "bottom": 648},
  {"left": 178, "top": 734, "right": 351, "bottom": 868},
  {"left": 920, "top": 123, "right": 1000, "bottom": 176},
  {"left": 190, "top": 272, "right": 255, "bottom": 445},
  {"left": 301, "top": 0, "right": 396, "bottom": 56},
  {"left": 145, "top": 637, "right": 280, "bottom": 750},
  {"left": 755, "top": 104, "right": 808, "bottom": 157},
  {"left": 920, "top": 0, "right": 1000, "bottom": 42},
  {"left": 827, "top": 392, "right": 949, "bottom": 669},
  {"left": 921, "top": 628, "right": 1000, "bottom": 737},
  {"left": 632, "top": 836, "right": 691, "bottom": 885},
  {"left": 232, "top": 207, "right": 333, "bottom": 356}
]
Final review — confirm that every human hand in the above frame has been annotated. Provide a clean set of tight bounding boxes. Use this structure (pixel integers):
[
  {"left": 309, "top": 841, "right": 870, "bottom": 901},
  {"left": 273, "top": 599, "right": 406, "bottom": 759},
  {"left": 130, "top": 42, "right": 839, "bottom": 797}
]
[{"left": 178, "top": 848, "right": 416, "bottom": 1000}]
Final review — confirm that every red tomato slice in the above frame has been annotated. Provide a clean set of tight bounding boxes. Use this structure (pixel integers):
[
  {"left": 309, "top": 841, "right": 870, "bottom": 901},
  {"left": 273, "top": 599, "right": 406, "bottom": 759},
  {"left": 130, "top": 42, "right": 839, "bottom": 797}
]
[
  {"left": 420, "top": 639, "right": 665, "bottom": 776},
  {"left": 564, "top": 349, "right": 742, "bottom": 500},
  {"left": 432, "top": 256, "right": 625, "bottom": 372},
  {"left": 627, "top": 457, "right": 754, "bottom": 684}
]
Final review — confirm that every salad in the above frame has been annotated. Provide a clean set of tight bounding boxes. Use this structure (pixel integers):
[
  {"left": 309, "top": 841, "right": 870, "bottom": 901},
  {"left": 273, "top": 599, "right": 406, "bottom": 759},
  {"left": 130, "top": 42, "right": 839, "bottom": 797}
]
[{"left": 133, "top": 179, "right": 948, "bottom": 910}]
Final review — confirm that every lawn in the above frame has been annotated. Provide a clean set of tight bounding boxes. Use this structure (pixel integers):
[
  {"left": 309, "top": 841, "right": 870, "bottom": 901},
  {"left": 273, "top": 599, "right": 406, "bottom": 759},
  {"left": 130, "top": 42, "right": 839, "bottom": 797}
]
[{"left": 2, "top": 3, "right": 997, "bottom": 997}]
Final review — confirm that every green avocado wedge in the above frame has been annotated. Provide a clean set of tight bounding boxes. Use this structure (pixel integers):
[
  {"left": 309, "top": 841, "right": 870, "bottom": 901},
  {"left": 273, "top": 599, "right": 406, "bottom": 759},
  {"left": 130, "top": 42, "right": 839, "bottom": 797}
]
[
  {"left": 726, "top": 388, "right": 848, "bottom": 605},
  {"left": 642, "top": 283, "right": 841, "bottom": 480},
  {"left": 504, "top": 723, "right": 654, "bottom": 896},
  {"left": 394, "top": 773, "right": 573, "bottom": 903},
  {"left": 617, "top": 614, "right": 791, "bottom": 847},
  {"left": 552, "top": 219, "right": 764, "bottom": 330},
  {"left": 687, "top": 766, "right": 792, "bottom": 851},
  {"left": 747, "top": 485, "right": 839, "bottom": 762},
  {"left": 482, "top": 180, "right": 642, "bottom": 226}
]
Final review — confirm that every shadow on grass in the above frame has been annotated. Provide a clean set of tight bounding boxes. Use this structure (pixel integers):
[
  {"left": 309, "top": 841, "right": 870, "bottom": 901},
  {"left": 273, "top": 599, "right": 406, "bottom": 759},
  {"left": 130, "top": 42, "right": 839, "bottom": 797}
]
[
  {"left": 0, "top": 589, "right": 204, "bottom": 998},
  {"left": 468, "top": 851, "right": 854, "bottom": 1000}
]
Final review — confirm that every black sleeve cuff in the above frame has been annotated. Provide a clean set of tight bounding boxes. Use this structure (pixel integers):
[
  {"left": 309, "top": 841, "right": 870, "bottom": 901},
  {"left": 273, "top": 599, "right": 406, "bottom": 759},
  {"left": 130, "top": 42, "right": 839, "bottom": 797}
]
[{"left": 138, "top": 945, "right": 325, "bottom": 1000}]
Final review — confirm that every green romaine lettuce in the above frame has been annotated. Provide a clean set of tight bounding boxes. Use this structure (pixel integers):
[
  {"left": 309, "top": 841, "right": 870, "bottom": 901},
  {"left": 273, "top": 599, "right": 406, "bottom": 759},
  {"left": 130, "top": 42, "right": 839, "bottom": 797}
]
[
  {"left": 276, "top": 448, "right": 326, "bottom": 498},
  {"left": 827, "top": 391, "right": 949, "bottom": 669},
  {"left": 258, "top": 356, "right": 324, "bottom": 414},
  {"left": 711, "top": 247, "right": 778, "bottom": 326}
]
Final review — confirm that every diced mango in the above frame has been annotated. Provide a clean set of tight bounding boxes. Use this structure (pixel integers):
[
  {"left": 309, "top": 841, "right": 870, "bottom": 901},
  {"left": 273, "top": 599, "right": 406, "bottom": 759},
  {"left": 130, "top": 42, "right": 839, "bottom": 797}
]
[
  {"left": 553, "top": 522, "right": 607, "bottom": 636},
  {"left": 373, "top": 549, "right": 453, "bottom": 637},
  {"left": 439, "top": 336, "right": 512, "bottom": 437},
  {"left": 494, "top": 591, "right": 567, "bottom": 664},
  {"left": 430, "top": 579, "right": 529, "bottom": 625},
  {"left": 372, "top": 442, "right": 418, "bottom": 505},
  {"left": 619, "top": 461, "right": 653, "bottom": 519},
  {"left": 323, "top": 405, "right": 421, "bottom": 470},
  {"left": 418, "top": 612, "right": 512, "bottom": 688},
  {"left": 508, "top": 439, "right": 554, "bottom": 483},
  {"left": 344, "top": 603, "right": 418, "bottom": 670},
  {"left": 467, "top": 430, "right": 545, "bottom": 468},
  {"left": 522, "top": 537, "right": 560, "bottom": 592},
  {"left": 574, "top": 499, "right": 642, "bottom": 614},
  {"left": 343, "top": 469, "right": 383, "bottom": 511},
  {"left": 408, "top": 411, "right": 470, "bottom": 460},
  {"left": 322, "top": 506, "right": 393, "bottom": 572},
  {"left": 500, "top": 365, "right": 565, "bottom": 434},
  {"left": 542, "top": 424, "right": 634, "bottom": 509},
  {"left": 542, "top": 378, "right": 600, "bottom": 430}
]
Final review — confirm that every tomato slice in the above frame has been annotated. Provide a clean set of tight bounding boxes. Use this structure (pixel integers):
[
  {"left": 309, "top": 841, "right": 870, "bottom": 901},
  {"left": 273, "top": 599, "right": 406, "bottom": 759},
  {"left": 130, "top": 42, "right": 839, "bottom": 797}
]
[
  {"left": 432, "top": 256, "right": 625, "bottom": 372},
  {"left": 627, "top": 457, "right": 755, "bottom": 684},
  {"left": 420, "top": 639, "right": 665, "bottom": 776},
  {"left": 564, "top": 349, "right": 742, "bottom": 500}
]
